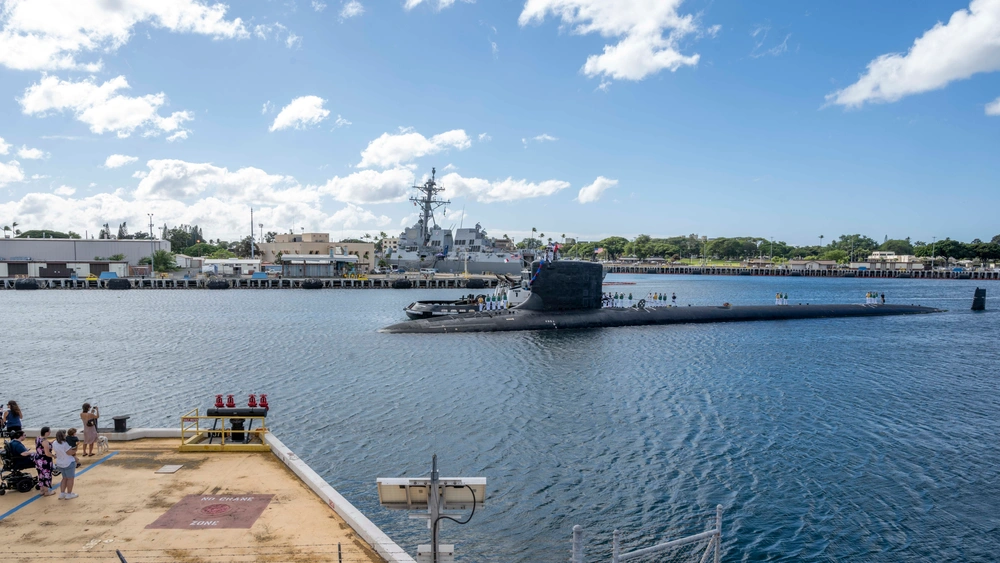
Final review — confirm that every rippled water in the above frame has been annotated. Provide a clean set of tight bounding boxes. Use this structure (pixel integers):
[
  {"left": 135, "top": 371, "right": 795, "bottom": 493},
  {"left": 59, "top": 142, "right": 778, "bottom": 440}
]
[{"left": 3, "top": 276, "right": 999, "bottom": 562}]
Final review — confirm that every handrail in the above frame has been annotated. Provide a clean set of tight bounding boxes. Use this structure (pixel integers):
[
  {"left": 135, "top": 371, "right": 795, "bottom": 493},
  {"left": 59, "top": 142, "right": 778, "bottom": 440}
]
[{"left": 180, "top": 408, "right": 268, "bottom": 447}]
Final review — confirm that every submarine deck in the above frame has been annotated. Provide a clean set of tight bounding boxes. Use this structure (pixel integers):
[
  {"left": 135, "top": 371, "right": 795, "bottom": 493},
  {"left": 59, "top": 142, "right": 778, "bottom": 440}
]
[{"left": 380, "top": 303, "right": 943, "bottom": 333}]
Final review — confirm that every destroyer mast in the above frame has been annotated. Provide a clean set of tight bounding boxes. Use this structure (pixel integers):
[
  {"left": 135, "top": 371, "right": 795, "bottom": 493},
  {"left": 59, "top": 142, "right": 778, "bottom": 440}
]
[{"left": 410, "top": 167, "right": 451, "bottom": 246}]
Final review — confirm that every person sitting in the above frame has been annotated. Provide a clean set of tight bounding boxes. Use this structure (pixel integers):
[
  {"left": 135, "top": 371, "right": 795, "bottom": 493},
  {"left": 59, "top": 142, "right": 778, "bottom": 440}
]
[
  {"left": 6, "top": 430, "right": 35, "bottom": 471},
  {"left": 3, "top": 400, "right": 23, "bottom": 434}
]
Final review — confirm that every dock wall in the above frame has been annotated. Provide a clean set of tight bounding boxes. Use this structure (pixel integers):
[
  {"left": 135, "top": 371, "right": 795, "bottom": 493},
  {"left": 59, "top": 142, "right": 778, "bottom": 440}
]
[{"left": 1, "top": 276, "right": 500, "bottom": 290}]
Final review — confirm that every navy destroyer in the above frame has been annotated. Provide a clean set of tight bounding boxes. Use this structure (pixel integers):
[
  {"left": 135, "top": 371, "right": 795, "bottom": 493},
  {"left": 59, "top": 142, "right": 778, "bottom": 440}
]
[
  {"left": 390, "top": 168, "right": 527, "bottom": 276},
  {"left": 381, "top": 260, "right": 942, "bottom": 333}
]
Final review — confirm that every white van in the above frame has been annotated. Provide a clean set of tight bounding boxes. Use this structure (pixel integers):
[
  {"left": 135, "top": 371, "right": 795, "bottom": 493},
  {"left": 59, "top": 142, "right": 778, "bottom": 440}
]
[{"left": 419, "top": 268, "right": 437, "bottom": 275}]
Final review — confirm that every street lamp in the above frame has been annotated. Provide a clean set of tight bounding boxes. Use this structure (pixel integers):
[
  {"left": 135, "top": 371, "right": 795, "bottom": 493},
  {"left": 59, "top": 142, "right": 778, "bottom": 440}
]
[
  {"left": 931, "top": 236, "right": 936, "bottom": 271},
  {"left": 147, "top": 213, "right": 155, "bottom": 281}
]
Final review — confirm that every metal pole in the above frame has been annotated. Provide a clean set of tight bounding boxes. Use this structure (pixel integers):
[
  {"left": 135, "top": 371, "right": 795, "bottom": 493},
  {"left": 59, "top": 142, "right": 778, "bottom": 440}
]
[
  {"left": 612, "top": 529, "right": 621, "bottom": 563},
  {"left": 572, "top": 525, "right": 584, "bottom": 563},
  {"left": 250, "top": 208, "right": 255, "bottom": 260},
  {"left": 715, "top": 505, "right": 722, "bottom": 563},
  {"left": 430, "top": 454, "right": 440, "bottom": 563},
  {"left": 148, "top": 213, "right": 155, "bottom": 282}
]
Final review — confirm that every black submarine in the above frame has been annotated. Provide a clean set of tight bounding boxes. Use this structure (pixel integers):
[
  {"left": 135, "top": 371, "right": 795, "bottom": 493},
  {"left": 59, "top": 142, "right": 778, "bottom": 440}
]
[{"left": 379, "top": 260, "right": 943, "bottom": 334}]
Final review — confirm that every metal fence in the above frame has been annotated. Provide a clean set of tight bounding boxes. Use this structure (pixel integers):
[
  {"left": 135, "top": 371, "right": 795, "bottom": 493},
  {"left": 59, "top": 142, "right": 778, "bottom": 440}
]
[{"left": 572, "top": 505, "right": 723, "bottom": 563}]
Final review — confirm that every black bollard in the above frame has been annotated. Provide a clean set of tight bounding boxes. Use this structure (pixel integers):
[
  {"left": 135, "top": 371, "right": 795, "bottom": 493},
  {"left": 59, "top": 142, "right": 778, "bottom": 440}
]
[{"left": 972, "top": 287, "right": 986, "bottom": 311}]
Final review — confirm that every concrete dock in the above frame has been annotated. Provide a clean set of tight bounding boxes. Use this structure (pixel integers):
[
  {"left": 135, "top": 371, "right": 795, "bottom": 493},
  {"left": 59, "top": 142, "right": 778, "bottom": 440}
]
[{"left": 1, "top": 433, "right": 414, "bottom": 563}]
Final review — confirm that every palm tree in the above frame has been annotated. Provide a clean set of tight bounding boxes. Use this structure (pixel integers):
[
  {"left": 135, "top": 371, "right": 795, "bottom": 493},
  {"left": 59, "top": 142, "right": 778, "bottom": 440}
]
[
  {"left": 2, "top": 225, "right": 9, "bottom": 238},
  {"left": 819, "top": 234, "right": 824, "bottom": 248},
  {"left": 561, "top": 233, "right": 565, "bottom": 243},
  {"left": 11, "top": 221, "right": 18, "bottom": 237}
]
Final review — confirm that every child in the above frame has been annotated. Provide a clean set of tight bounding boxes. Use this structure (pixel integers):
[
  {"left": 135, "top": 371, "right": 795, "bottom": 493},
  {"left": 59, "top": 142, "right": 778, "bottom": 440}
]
[{"left": 66, "top": 428, "right": 82, "bottom": 468}]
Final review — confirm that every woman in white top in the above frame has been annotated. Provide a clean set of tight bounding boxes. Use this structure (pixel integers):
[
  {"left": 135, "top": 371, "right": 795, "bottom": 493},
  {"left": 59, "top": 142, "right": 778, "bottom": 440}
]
[{"left": 51, "top": 430, "right": 78, "bottom": 500}]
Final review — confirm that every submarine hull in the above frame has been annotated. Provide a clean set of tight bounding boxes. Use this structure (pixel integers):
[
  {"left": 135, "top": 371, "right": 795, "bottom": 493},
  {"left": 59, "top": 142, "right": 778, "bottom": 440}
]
[{"left": 379, "top": 304, "right": 942, "bottom": 334}]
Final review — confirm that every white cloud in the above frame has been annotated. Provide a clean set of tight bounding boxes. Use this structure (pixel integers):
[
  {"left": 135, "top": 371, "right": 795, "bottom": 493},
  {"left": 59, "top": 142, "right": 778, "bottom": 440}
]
[
  {"left": 333, "top": 115, "right": 352, "bottom": 129},
  {"left": 0, "top": 157, "right": 392, "bottom": 239},
  {"left": 30, "top": 174, "right": 49, "bottom": 180},
  {"left": 319, "top": 168, "right": 416, "bottom": 203},
  {"left": 262, "top": 101, "right": 273, "bottom": 114},
  {"left": 576, "top": 176, "right": 618, "bottom": 203},
  {"left": 404, "top": 0, "right": 470, "bottom": 10},
  {"left": 269, "top": 96, "right": 331, "bottom": 132},
  {"left": 285, "top": 33, "right": 301, "bottom": 49},
  {"left": 167, "top": 131, "right": 189, "bottom": 142},
  {"left": 478, "top": 133, "right": 492, "bottom": 142},
  {"left": 441, "top": 172, "right": 570, "bottom": 202},
  {"left": 533, "top": 133, "right": 558, "bottom": 142},
  {"left": 749, "top": 25, "right": 790, "bottom": 59},
  {"left": 827, "top": 0, "right": 1000, "bottom": 108},
  {"left": 341, "top": 1, "right": 364, "bottom": 19},
  {"left": 518, "top": 0, "right": 704, "bottom": 80},
  {"left": 17, "top": 145, "right": 47, "bottom": 159},
  {"left": 0, "top": 160, "right": 24, "bottom": 187},
  {"left": 357, "top": 128, "right": 471, "bottom": 168},
  {"left": 132, "top": 170, "right": 147, "bottom": 179},
  {"left": 0, "top": 0, "right": 249, "bottom": 72},
  {"left": 19, "top": 75, "right": 193, "bottom": 138},
  {"left": 443, "top": 163, "right": 457, "bottom": 171},
  {"left": 0, "top": 137, "right": 10, "bottom": 154},
  {"left": 54, "top": 185, "right": 75, "bottom": 196},
  {"left": 252, "top": 22, "right": 299, "bottom": 48},
  {"left": 312, "top": 1, "right": 328, "bottom": 12},
  {"left": 104, "top": 154, "right": 138, "bottom": 168},
  {"left": 707, "top": 24, "right": 721, "bottom": 38},
  {"left": 987, "top": 96, "right": 1000, "bottom": 115}
]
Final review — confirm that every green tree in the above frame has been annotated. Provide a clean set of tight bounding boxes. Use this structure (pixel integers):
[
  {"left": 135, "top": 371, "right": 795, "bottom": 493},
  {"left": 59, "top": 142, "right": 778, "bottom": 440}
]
[
  {"left": 264, "top": 231, "right": 278, "bottom": 243},
  {"left": 183, "top": 242, "right": 221, "bottom": 257},
  {"left": 231, "top": 235, "right": 260, "bottom": 258},
  {"left": 597, "top": 236, "right": 629, "bottom": 259},
  {"left": 208, "top": 249, "right": 237, "bottom": 259},
  {"left": 139, "top": 250, "right": 179, "bottom": 271},
  {"left": 879, "top": 239, "right": 914, "bottom": 255},
  {"left": 16, "top": 229, "right": 72, "bottom": 238},
  {"left": 819, "top": 249, "right": 849, "bottom": 263}
]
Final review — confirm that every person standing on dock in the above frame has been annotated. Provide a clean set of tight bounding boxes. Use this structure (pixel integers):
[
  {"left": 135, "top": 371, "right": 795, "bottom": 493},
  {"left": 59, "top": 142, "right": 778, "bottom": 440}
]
[
  {"left": 628, "top": 293, "right": 633, "bottom": 307},
  {"left": 672, "top": 293, "right": 677, "bottom": 306},
  {"left": 776, "top": 292, "right": 781, "bottom": 305},
  {"left": 783, "top": 293, "right": 788, "bottom": 305},
  {"left": 881, "top": 292, "right": 885, "bottom": 304}
]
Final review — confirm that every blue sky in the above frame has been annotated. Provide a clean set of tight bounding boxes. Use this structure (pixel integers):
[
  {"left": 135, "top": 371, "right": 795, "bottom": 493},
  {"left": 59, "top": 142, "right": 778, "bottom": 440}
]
[{"left": 1, "top": 0, "right": 998, "bottom": 246}]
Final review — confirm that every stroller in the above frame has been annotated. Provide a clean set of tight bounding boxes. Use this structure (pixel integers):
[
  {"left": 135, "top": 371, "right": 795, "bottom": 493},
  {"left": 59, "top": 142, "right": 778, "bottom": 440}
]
[{"left": 0, "top": 439, "right": 40, "bottom": 495}]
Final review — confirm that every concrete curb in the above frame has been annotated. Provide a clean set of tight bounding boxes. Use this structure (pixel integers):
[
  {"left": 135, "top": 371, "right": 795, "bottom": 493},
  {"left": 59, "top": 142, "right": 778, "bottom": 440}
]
[
  {"left": 263, "top": 433, "right": 416, "bottom": 563},
  {"left": 21, "top": 427, "right": 180, "bottom": 440}
]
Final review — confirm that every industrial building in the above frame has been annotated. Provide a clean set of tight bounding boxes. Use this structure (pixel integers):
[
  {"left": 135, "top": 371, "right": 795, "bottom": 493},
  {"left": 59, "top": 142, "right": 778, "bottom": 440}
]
[
  {"left": 0, "top": 238, "right": 171, "bottom": 265},
  {"left": 258, "top": 233, "right": 375, "bottom": 272}
]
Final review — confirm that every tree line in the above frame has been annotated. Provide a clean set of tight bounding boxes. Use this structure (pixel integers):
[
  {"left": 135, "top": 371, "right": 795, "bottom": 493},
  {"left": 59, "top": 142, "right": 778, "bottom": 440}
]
[{"left": 542, "top": 233, "right": 1000, "bottom": 263}]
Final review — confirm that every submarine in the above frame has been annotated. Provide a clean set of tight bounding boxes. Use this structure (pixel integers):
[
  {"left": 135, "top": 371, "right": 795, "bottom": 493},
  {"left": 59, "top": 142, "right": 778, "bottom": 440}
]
[{"left": 379, "top": 260, "right": 943, "bottom": 334}]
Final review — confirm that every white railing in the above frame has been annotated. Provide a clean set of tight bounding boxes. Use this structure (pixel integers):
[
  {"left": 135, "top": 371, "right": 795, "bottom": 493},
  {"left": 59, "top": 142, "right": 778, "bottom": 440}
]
[{"left": 571, "top": 505, "right": 723, "bottom": 563}]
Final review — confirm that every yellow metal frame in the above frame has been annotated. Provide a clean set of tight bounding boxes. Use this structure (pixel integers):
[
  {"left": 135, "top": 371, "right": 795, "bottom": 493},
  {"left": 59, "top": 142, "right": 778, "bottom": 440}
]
[{"left": 179, "top": 408, "right": 271, "bottom": 452}]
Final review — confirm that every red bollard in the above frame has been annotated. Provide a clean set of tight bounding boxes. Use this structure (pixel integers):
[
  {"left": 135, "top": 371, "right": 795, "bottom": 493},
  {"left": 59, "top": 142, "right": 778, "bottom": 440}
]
[
  {"left": 215, "top": 394, "right": 224, "bottom": 408},
  {"left": 226, "top": 394, "right": 235, "bottom": 408},
  {"left": 248, "top": 394, "right": 257, "bottom": 408},
  {"left": 259, "top": 394, "right": 269, "bottom": 411}
]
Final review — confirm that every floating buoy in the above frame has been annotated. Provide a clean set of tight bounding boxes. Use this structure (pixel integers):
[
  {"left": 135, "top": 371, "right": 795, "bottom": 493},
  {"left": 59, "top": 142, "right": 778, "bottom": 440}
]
[
  {"left": 14, "top": 279, "right": 39, "bottom": 290},
  {"left": 207, "top": 277, "right": 229, "bottom": 290},
  {"left": 107, "top": 278, "right": 131, "bottom": 290},
  {"left": 465, "top": 278, "right": 486, "bottom": 289},
  {"left": 302, "top": 279, "right": 323, "bottom": 289},
  {"left": 392, "top": 279, "right": 413, "bottom": 289}
]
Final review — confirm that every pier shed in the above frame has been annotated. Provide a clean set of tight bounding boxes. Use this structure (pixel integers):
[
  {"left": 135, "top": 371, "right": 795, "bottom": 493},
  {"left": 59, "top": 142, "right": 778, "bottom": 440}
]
[
  {"left": 280, "top": 253, "right": 359, "bottom": 277},
  {"left": 0, "top": 260, "right": 128, "bottom": 278}
]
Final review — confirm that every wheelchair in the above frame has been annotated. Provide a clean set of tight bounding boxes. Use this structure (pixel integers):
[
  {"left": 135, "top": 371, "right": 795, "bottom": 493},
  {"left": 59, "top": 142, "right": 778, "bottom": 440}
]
[{"left": 0, "top": 440, "right": 39, "bottom": 495}]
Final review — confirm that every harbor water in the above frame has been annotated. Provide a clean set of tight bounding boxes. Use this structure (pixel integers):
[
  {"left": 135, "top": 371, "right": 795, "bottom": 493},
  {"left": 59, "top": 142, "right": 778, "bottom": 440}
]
[{"left": 3, "top": 275, "right": 998, "bottom": 562}]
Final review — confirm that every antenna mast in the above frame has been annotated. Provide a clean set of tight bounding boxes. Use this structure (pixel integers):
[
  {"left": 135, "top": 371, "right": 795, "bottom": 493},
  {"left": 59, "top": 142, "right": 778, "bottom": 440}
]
[{"left": 409, "top": 167, "right": 450, "bottom": 246}]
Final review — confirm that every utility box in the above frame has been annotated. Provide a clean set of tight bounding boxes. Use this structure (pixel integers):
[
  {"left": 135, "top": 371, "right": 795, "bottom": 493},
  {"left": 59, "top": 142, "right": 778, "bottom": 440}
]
[{"left": 416, "top": 545, "right": 455, "bottom": 563}]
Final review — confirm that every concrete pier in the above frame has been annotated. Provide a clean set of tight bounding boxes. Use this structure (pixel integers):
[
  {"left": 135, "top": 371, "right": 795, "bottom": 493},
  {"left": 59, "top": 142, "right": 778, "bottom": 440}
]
[
  {"left": 602, "top": 264, "right": 1000, "bottom": 280},
  {"left": 1, "top": 275, "right": 501, "bottom": 290}
]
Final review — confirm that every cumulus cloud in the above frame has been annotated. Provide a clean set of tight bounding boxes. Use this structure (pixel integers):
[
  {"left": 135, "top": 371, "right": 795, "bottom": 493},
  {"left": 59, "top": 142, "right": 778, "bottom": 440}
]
[
  {"left": 0, "top": 160, "right": 24, "bottom": 187},
  {"left": 19, "top": 75, "right": 193, "bottom": 138},
  {"left": 54, "top": 185, "right": 75, "bottom": 196},
  {"left": 357, "top": 128, "right": 471, "bottom": 168},
  {"left": 269, "top": 96, "right": 331, "bottom": 132},
  {"left": 0, "top": 137, "right": 10, "bottom": 154},
  {"left": 478, "top": 132, "right": 491, "bottom": 142},
  {"left": 17, "top": 145, "right": 47, "bottom": 159},
  {"left": 987, "top": 96, "right": 1000, "bottom": 115},
  {"left": 0, "top": 158, "right": 395, "bottom": 240},
  {"left": 167, "top": 131, "right": 189, "bottom": 142},
  {"left": 441, "top": 172, "right": 570, "bottom": 202},
  {"left": 576, "top": 176, "right": 618, "bottom": 203},
  {"left": 404, "top": 0, "right": 470, "bottom": 9},
  {"left": 827, "top": 0, "right": 1000, "bottom": 108},
  {"left": 104, "top": 154, "right": 138, "bottom": 168},
  {"left": 518, "top": 0, "right": 704, "bottom": 80},
  {"left": 0, "top": 0, "right": 249, "bottom": 72},
  {"left": 333, "top": 115, "right": 352, "bottom": 129},
  {"left": 319, "top": 168, "right": 416, "bottom": 203},
  {"left": 312, "top": 1, "right": 328, "bottom": 12},
  {"left": 341, "top": 1, "right": 364, "bottom": 19}
]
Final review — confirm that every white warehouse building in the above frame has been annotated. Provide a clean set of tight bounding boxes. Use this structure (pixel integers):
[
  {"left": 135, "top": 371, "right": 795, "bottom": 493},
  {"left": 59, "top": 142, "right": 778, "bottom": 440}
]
[{"left": 0, "top": 238, "right": 171, "bottom": 265}]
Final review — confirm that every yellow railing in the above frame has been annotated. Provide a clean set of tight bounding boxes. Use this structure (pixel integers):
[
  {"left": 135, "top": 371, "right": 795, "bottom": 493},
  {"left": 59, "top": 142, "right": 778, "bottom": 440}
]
[{"left": 179, "top": 408, "right": 270, "bottom": 452}]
